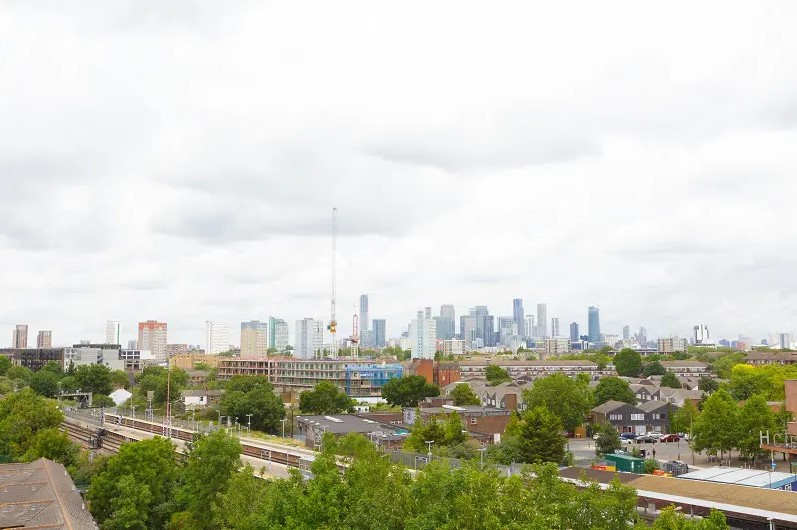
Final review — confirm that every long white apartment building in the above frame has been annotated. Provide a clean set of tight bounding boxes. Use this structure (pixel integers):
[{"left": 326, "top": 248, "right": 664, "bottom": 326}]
[
  {"left": 105, "top": 320, "right": 121, "bottom": 345},
  {"left": 409, "top": 310, "right": 437, "bottom": 359},
  {"left": 65, "top": 343, "right": 156, "bottom": 372},
  {"left": 459, "top": 359, "right": 605, "bottom": 380},
  {"left": 295, "top": 318, "right": 324, "bottom": 359},
  {"left": 205, "top": 321, "right": 230, "bottom": 355}
]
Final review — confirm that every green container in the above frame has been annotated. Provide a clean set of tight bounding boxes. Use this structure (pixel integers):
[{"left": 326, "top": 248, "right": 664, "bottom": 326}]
[{"left": 603, "top": 453, "right": 645, "bottom": 473}]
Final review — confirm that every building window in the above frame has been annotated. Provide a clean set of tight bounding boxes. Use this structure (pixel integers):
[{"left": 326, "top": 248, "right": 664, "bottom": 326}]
[
  {"left": 631, "top": 414, "right": 644, "bottom": 421},
  {"left": 609, "top": 414, "right": 622, "bottom": 421},
  {"left": 470, "top": 417, "right": 477, "bottom": 425}
]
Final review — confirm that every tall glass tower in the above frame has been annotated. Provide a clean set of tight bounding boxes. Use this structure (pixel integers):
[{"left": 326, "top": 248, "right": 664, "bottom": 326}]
[
  {"left": 588, "top": 306, "right": 601, "bottom": 345},
  {"left": 512, "top": 299, "right": 525, "bottom": 337}
]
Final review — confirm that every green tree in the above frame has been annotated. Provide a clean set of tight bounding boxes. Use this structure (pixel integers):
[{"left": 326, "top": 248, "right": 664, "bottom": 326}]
[
  {"left": 523, "top": 373, "right": 592, "bottom": 433},
  {"left": 6, "top": 365, "right": 32, "bottom": 383},
  {"left": 74, "top": 364, "right": 113, "bottom": 395},
  {"left": 736, "top": 394, "right": 776, "bottom": 465},
  {"left": 223, "top": 375, "right": 271, "bottom": 393},
  {"left": 219, "top": 385, "right": 285, "bottom": 433},
  {"left": 404, "top": 416, "right": 448, "bottom": 453},
  {"left": 92, "top": 394, "right": 116, "bottom": 408},
  {"left": 88, "top": 437, "right": 178, "bottom": 528},
  {"left": 643, "top": 458, "right": 659, "bottom": 474},
  {"left": 103, "top": 476, "right": 153, "bottom": 530},
  {"left": 174, "top": 430, "right": 242, "bottom": 528},
  {"left": 381, "top": 375, "right": 439, "bottom": 407},
  {"left": 29, "top": 369, "right": 61, "bottom": 398},
  {"left": 22, "top": 428, "right": 78, "bottom": 466},
  {"left": 670, "top": 400, "right": 699, "bottom": 435},
  {"left": 41, "top": 361, "right": 64, "bottom": 377},
  {"left": 698, "top": 376, "right": 719, "bottom": 394},
  {"left": 517, "top": 406, "right": 567, "bottom": 464},
  {"left": 299, "top": 381, "right": 355, "bottom": 414},
  {"left": 0, "top": 389, "right": 64, "bottom": 460},
  {"left": 110, "top": 369, "right": 130, "bottom": 390},
  {"left": 614, "top": 349, "right": 643, "bottom": 377},
  {"left": 0, "top": 355, "right": 12, "bottom": 376},
  {"left": 594, "top": 376, "right": 637, "bottom": 406},
  {"left": 643, "top": 361, "right": 666, "bottom": 377},
  {"left": 660, "top": 371, "right": 682, "bottom": 389},
  {"left": 595, "top": 423, "right": 621, "bottom": 456},
  {"left": 692, "top": 389, "right": 739, "bottom": 463},
  {"left": 485, "top": 364, "right": 512, "bottom": 385},
  {"left": 650, "top": 506, "right": 729, "bottom": 529},
  {"left": 449, "top": 383, "right": 481, "bottom": 406}
]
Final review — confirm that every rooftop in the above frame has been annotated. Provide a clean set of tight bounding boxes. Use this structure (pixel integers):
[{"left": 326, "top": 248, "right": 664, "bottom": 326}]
[{"left": 0, "top": 458, "right": 98, "bottom": 529}]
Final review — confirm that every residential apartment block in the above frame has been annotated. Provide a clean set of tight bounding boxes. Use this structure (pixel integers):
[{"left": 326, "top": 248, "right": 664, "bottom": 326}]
[
  {"left": 138, "top": 320, "right": 168, "bottom": 363},
  {"left": 458, "top": 359, "right": 603, "bottom": 380},
  {"left": 36, "top": 330, "right": 52, "bottom": 348},
  {"left": 241, "top": 320, "right": 269, "bottom": 356},
  {"left": 591, "top": 399, "right": 678, "bottom": 435}
]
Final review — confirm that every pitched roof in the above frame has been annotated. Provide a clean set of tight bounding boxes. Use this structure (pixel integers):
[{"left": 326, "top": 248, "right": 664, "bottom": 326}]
[
  {"left": 0, "top": 458, "right": 98, "bottom": 529},
  {"left": 592, "top": 400, "right": 633, "bottom": 414},
  {"left": 636, "top": 399, "right": 676, "bottom": 412}
]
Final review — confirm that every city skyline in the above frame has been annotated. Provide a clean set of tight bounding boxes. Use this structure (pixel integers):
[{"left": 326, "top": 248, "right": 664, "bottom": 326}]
[{"left": 2, "top": 3, "right": 796, "bottom": 347}]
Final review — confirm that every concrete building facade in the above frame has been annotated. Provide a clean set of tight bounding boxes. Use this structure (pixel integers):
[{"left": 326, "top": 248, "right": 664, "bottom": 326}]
[
  {"left": 138, "top": 320, "right": 168, "bottom": 363},
  {"left": 205, "top": 321, "right": 230, "bottom": 355},
  {"left": 240, "top": 320, "right": 269, "bottom": 357}
]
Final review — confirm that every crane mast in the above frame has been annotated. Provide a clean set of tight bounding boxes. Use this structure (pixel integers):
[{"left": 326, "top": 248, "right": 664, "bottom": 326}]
[
  {"left": 327, "top": 207, "right": 338, "bottom": 357},
  {"left": 351, "top": 309, "right": 359, "bottom": 358}
]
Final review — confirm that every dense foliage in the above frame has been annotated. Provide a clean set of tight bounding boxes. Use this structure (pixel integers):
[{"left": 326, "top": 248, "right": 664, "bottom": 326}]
[
  {"left": 614, "top": 348, "right": 643, "bottom": 377},
  {"left": 523, "top": 373, "right": 592, "bottom": 432},
  {"left": 594, "top": 376, "right": 637, "bottom": 406},
  {"left": 299, "top": 381, "right": 356, "bottom": 414},
  {"left": 485, "top": 364, "right": 512, "bottom": 385},
  {"left": 219, "top": 376, "right": 285, "bottom": 433},
  {"left": 449, "top": 383, "right": 481, "bottom": 405},
  {"left": 381, "top": 375, "right": 440, "bottom": 407}
]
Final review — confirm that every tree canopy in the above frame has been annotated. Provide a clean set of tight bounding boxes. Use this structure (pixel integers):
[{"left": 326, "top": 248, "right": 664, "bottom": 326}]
[
  {"left": 660, "top": 371, "right": 682, "bottom": 389},
  {"left": 692, "top": 389, "right": 738, "bottom": 462},
  {"left": 381, "top": 375, "right": 439, "bottom": 407},
  {"left": 485, "top": 364, "right": 512, "bottom": 385},
  {"left": 614, "top": 349, "right": 643, "bottom": 377},
  {"left": 523, "top": 373, "right": 592, "bottom": 433},
  {"left": 449, "top": 383, "right": 482, "bottom": 406},
  {"left": 595, "top": 423, "right": 622, "bottom": 456},
  {"left": 516, "top": 406, "right": 567, "bottom": 464},
  {"left": 219, "top": 382, "right": 286, "bottom": 433},
  {"left": 0, "top": 389, "right": 64, "bottom": 461},
  {"left": 594, "top": 376, "right": 637, "bottom": 406},
  {"left": 642, "top": 361, "right": 666, "bottom": 377},
  {"left": 299, "top": 381, "right": 355, "bottom": 414}
]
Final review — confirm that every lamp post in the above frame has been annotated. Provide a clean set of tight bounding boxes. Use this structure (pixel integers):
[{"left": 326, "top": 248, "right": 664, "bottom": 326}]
[
  {"left": 246, "top": 414, "right": 253, "bottom": 434},
  {"left": 281, "top": 418, "right": 287, "bottom": 438},
  {"left": 479, "top": 446, "right": 487, "bottom": 470},
  {"left": 425, "top": 440, "right": 434, "bottom": 459}
]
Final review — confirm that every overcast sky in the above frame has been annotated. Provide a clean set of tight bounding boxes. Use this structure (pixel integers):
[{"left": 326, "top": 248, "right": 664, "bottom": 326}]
[{"left": 2, "top": 1, "right": 797, "bottom": 347}]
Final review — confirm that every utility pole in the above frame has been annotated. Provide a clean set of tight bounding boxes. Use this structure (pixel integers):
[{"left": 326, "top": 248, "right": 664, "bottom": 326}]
[
  {"left": 425, "top": 440, "right": 434, "bottom": 459},
  {"left": 281, "top": 418, "right": 287, "bottom": 438},
  {"left": 246, "top": 414, "right": 253, "bottom": 434}
]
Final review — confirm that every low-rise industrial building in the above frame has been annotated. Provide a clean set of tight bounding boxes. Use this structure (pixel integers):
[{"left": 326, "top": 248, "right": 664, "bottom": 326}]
[
  {"left": 297, "top": 413, "right": 409, "bottom": 450},
  {"left": 679, "top": 467, "right": 797, "bottom": 491},
  {"left": 404, "top": 399, "right": 513, "bottom": 444}
]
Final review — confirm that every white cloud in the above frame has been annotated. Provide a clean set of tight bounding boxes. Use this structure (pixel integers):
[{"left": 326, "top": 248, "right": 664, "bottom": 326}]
[{"left": 1, "top": 0, "right": 796, "bottom": 346}]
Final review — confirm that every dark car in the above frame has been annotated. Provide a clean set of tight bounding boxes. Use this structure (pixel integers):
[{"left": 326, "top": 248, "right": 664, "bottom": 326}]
[{"left": 620, "top": 432, "right": 638, "bottom": 440}]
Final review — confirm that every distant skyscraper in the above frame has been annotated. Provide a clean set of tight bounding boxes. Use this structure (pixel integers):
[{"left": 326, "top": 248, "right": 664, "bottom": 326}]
[
  {"left": 359, "top": 294, "right": 370, "bottom": 331},
  {"left": 551, "top": 317, "right": 560, "bottom": 338},
  {"left": 525, "top": 316, "right": 535, "bottom": 339},
  {"left": 373, "top": 319, "right": 386, "bottom": 348},
  {"left": 424, "top": 307, "right": 432, "bottom": 320},
  {"left": 569, "top": 322, "right": 579, "bottom": 342},
  {"left": 779, "top": 333, "right": 793, "bottom": 350},
  {"left": 693, "top": 324, "right": 710, "bottom": 344},
  {"left": 36, "top": 330, "right": 52, "bottom": 348},
  {"left": 587, "top": 306, "right": 600, "bottom": 344},
  {"left": 268, "top": 317, "right": 289, "bottom": 350},
  {"left": 460, "top": 315, "right": 476, "bottom": 348},
  {"left": 434, "top": 317, "right": 454, "bottom": 340},
  {"left": 482, "top": 315, "right": 495, "bottom": 346},
  {"left": 536, "top": 304, "right": 548, "bottom": 338},
  {"left": 105, "top": 320, "right": 121, "bottom": 345},
  {"left": 295, "top": 318, "right": 324, "bottom": 359},
  {"left": 13, "top": 324, "right": 28, "bottom": 349},
  {"left": 638, "top": 327, "right": 648, "bottom": 347},
  {"left": 470, "top": 306, "right": 489, "bottom": 340},
  {"left": 240, "top": 321, "right": 268, "bottom": 356},
  {"left": 205, "top": 321, "right": 230, "bottom": 355},
  {"left": 128, "top": 339, "right": 138, "bottom": 350},
  {"left": 138, "top": 321, "right": 168, "bottom": 363},
  {"left": 440, "top": 305, "right": 456, "bottom": 338},
  {"left": 622, "top": 325, "right": 630, "bottom": 341},
  {"left": 512, "top": 299, "right": 525, "bottom": 338},
  {"left": 410, "top": 310, "right": 437, "bottom": 359}
]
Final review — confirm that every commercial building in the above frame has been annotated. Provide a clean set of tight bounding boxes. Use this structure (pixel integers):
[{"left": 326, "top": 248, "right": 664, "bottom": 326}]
[
  {"left": 657, "top": 336, "right": 688, "bottom": 354},
  {"left": 359, "top": 294, "right": 370, "bottom": 332},
  {"left": 295, "top": 318, "right": 324, "bottom": 359},
  {"left": 570, "top": 322, "right": 580, "bottom": 342},
  {"left": 215, "top": 357, "right": 403, "bottom": 398},
  {"left": 550, "top": 317, "right": 560, "bottom": 338},
  {"left": 240, "top": 320, "right": 269, "bottom": 357},
  {"left": 623, "top": 325, "right": 630, "bottom": 340},
  {"left": 780, "top": 333, "right": 793, "bottom": 350},
  {"left": 512, "top": 298, "right": 525, "bottom": 338},
  {"left": 693, "top": 324, "right": 711, "bottom": 345},
  {"left": 588, "top": 306, "right": 600, "bottom": 345},
  {"left": 482, "top": 315, "right": 495, "bottom": 347},
  {"left": 138, "top": 320, "right": 168, "bottom": 363},
  {"left": 269, "top": 317, "right": 290, "bottom": 351},
  {"left": 205, "top": 321, "right": 230, "bottom": 355},
  {"left": 440, "top": 304, "right": 456, "bottom": 339},
  {"left": 105, "top": 320, "right": 121, "bottom": 345},
  {"left": 37, "top": 330, "right": 52, "bottom": 348},
  {"left": 12, "top": 324, "right": 28, "bottom": 349},
  {"left": 0, "top": 347, "right": 65, "bottom": 371},
  {"left": 0, "top": 458, "right": 98, "bottom": 529},
  {"left": 298, "top": 413, "right": 409, "bottom": 451},
  {"left": 525, "top": 315, "right": 535, "bottom": 339},
  {"left": 360, "top": 329, "right": 376, "bottom": 349},
  {"left": 410, "top": 310, "right": 436, "bottom": 359},
  {"left": 679, "top": 467, "right": 797, "bottom": 491},
  {"left": 459, "top": 315, "right": 476, "bottom": 349},
  {"left": 544, "top": 337, "right": 571, "bottom": 356},
  {"left": 372, "top": 319, "right": 386, "bottom": 348},
  {"left": 536, "top": 304, "right": 548, "bottom": 338},
  {"left": 64, "top": 344, "right": 156, "bottom": 372}
]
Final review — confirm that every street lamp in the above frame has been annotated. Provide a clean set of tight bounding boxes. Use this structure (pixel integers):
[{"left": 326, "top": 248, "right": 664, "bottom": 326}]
[
  {"left": 479, "top": 446, "right": 487, "bottom": 470},
  {"left": 281, "top": 418, "right": 287, "bottom": 438},
  {"left": 425, "top": 440, "right": 434, "bottom": 459},
  {"left": 246, "top": 414, "right": 253, "bottom": 434}
]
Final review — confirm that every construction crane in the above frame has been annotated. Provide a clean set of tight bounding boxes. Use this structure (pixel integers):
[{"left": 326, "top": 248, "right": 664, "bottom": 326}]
[
  {"left": 327, "top": 207, "right": 338, "bottom": 357},
  {"left": 350, "top": 309, "right": 360, "bottom": 358}
]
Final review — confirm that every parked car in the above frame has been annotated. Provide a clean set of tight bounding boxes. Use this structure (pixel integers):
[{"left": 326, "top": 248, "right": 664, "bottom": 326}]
[
  {"left": 620, "top": 432, "right": 638, "bottom": 440},
  {"left": 659, "top": 434, "right": 680, "bottom": 442},
  {"left": 636, "top": 433, "right": 659, "bottom": 443}
]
